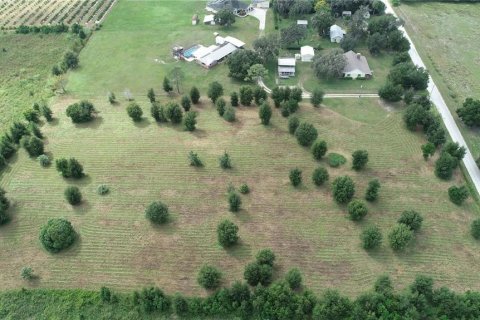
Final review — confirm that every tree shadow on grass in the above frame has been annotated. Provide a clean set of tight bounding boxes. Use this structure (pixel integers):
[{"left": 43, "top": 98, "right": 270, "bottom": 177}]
[
  {"left": 65, "top": 175, "right": 93, "bottom": 187},
  {"left": 148, "top": 215, "right": 179, "bottom": 235},
  {"left": 74, "top": 116, "right": 104, "bottom": 129},
  {"left": 191, "top": 128, "right": 208, "bottom": 138},
  {"left": 71, "top": 199, "right": 93, "bottom": 215},
  {"left": 225, "top": 240, "right": 252, "bottom": 260},
  {"left": 133, "top": 118, "right": 151, "bottom": 129},
  {"left": 46, "top": 118, "right": 60, "bottom": 127},
  {"left": 232, "top": 209, "right": 253, "bottom": 223}
]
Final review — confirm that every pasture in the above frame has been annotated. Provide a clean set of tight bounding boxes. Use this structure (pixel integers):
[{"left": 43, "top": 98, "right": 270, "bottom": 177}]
[
  {"left": 0, "top": 33, "right": 73, "bottom": 132},
  {"left": 0, "top": 0, "right": 117, "bottom": 29},
  {"left": 396, "top": 3, "right": 480, "bottom": 155},
  {"left": 0, "top": 95, "right": 479, "bottom": 297}
]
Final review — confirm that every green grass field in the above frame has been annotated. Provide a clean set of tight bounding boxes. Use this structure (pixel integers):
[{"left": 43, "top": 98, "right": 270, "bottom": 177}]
[
  {"left": 396, "top": 3, "right": 480, "bottom": 155},
  {"left": 0, "top": 94, "right": 479, "bottom": 297},
  {"left": 0, "top": 33, "right": 73, "bottom": 132}
]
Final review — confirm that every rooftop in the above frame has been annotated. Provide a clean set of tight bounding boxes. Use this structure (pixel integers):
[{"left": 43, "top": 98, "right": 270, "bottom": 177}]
[
  {"left": 343, "top": 51, "right": 372, "bottom": 74},
  {"left": 278, "top": 57, "right": 296, "bottom": 66}
]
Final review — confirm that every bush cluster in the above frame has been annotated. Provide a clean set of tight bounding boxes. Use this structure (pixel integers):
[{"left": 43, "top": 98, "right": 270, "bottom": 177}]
[{"left": 39, "top": 218, "right": 76, "bottom": 253}]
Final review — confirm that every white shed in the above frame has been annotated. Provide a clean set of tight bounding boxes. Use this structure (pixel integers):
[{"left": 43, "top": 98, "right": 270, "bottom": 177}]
[
  {"left": 300, "top": 46, "right": 314, "bottom": 62},
  {"left": 204, "top": 14, "right": 215, "bottom": 25},
  {"left": 330, "top": 24, "right": 345, "bottom": 43}
]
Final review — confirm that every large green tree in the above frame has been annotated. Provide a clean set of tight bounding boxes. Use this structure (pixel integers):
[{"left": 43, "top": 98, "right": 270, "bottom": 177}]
[
  {"left": 227, "top": 50, "right": 262, "bottom": 81},
  {"left": 312, "top": 49, "right": 347, "bottom": 79}
]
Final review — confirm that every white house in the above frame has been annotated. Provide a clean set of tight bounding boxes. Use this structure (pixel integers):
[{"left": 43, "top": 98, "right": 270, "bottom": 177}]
[
  {"left": 300, "top": 46, "right": 314, "bottom": 62},
  {"left": 342, "top": 51, "right": 372, "bottom": 79},
  {"left": 330, "top": 24, "right": 345, "bottom": 43},
  {"left": 278, "top": 58, "right": 296, "bottom": 78}
]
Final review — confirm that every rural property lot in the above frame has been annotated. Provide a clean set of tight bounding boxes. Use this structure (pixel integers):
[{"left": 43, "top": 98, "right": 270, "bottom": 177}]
[
  {"left": 396, "top": 3, "right": 480, "bottom": 156},
  {"left": 1, "top": 96, "right": 479, "bottom": 296},
  {"left": 1, "top": 0, "right": 480, "bottom": 300}
]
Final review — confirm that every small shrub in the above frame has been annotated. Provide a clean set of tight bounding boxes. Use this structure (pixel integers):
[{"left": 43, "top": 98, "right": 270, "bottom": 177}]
[
  {"left": 66, "top": 100, "right": 96, "bottom": 123},
  {"left": 398, "top": 210, "right": 423, "bottom": 232},
  {"left": 184, "top": 111, "right": 197, "bottom": 131},
  {"left": 28, "top": 122, "right": 43, "bottom": 139},
  {"left": 190, "top": 86, "right": 200, "bottom": 104},
  {"left": 285, "top": 268, "right": 302, "bottom": 290},
  {"left": 361, "top": 225, "right": 382, "bottom": 250},
  {"left": 173, "top": 294, "right": 189, "bottom": 316},
  {"left": 312, "top": 140, "right": 327, "bottom": 160},
  {"left": 239, "top": 184, "right": 250, "bottom": 194},
  {"left": 150, "top": 103, "right": 167, "bottom": 123},
  {"left": 448, "top": 185, "right": 469, "bottom": 205},
  {"left": 147, "top": 88, "right": 156, "bottom": 103},
  {"left": 288, "top": 116, "right": 299, "bottom": 134},
  {"left": 24, "top": 109, "right": 39, "bottom": 123},
  {"left": 21, "top": 267, "right": 34, "bottom": 280},
  {"left": 388, "top": 223, "right": 413, "bottom": 251},
  {"left": 244, "top": 262, "right": 273, "bottom": 286},
  {"left": 55, "top": 158, "right": 84, "bottom": 179},
  {"left": 217, "top": 219, "right": 239, "bottom": 247},
  {"left": 230, "top": 92, "right": 239, "bottom": 106},
  {"left": 21, "top": 136, "right": 44, "bottom": 157},
  {"left": 197, "top": 265, "right": 222, "bottom": 290},
  {"left": 228, "top": 192, "right": 242, "bottom": 212},
  {"left": 219, "top": 152, "right": 232, "bottom": 169},
  {"left": 127, "top": 103, "right": 143, "bottom": 122},
  {"left": 37, "top": 154, "right": 50, "bottom": 167},
  {"left": 165, "top": 103, "right": 183, "bottom": 124},
  {"left": 289, "top": 168, "right": 302, "bottom": 187},
  {"left": 312, "top": 167, "right": 329, "bottom": 186},
  {"left": 108, "top": 92, "right": 116, "bottom": 104},
  {"left": 216, "top": 98, "right": 226, "bottom": 116},
  {"left": 188, "top": 151, "right": 203, "bottom": 167},
  {"left": 223, "top": 106, "right": 236, "bottom": 122},
  {"left": 295, "top": 122, "right": 318, "bottom": 147},
  {"left": 97, "top": 184, "right": 110, "bottom": 195},
  {"left": 100, "top": 287, "right": 112, "bottom": 302},
  {"left": 181, "top": 95, "right": 191, "bottom": 111},
  {"left": 471, "top": 219, "right": 480, "bottom": 239},
  {"left": 256, "top": 248, "right": 276, "bottom": 266},
  {"left": 39, "top": 218, "right": 76, "bottom": 253},
  {"left": 332, "top": 176, "right": 355, "bottom": 204},
  {"left": 145, "top": 201, "right": 169, "bottom": 224},
  {"left": 327, "top": 153, "right": 347, "bottom": 168},
  {"left": 347, "top": 199, "right": 368, "bottom": 221},
  {"left": 64, "top": 186, "right": 82, "bottom": 205},
  {"left": 365, "top": 179, "right": 381, "bottom": 202},
  {"left": 352, "top": 150, "right": 369, "bottom": 170},
  {"left": 259, "top": 103, "right": 272, "bottom": 125}
]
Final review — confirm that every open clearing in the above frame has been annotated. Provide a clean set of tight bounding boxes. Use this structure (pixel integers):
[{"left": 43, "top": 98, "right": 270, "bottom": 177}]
[
  {"left": 396, "top": 3, "right": 480, "bottom": 156},
  {"left": 0, "top": 0, "right": 117, "bottom": 28},
  {"left": 0, "top": 95, "right": 479, "bottom": 296},
  {"left": 0, "top": 33, "right": 73, "bottom": 132}
]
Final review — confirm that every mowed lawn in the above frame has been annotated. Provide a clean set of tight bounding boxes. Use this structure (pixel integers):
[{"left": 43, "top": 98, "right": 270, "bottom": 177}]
[
  {"left": 396, "top": 3, "right": 480, "bottom": 155},
  {"left": 0, "top": 34, "right": 73, "bottom": 132},
  {"left": 67, "top": 0, "right": 272, "bottom": 98},
  {"left": 0, "top": 96, "right": 479, "bottom": 296}
]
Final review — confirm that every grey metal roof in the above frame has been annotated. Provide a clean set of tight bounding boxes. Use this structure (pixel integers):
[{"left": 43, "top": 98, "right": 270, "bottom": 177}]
[
  {"left": 207, "top": 0, "right": 249, "bottom": 10},
  {"left": 330, "top": 24, "right": 345, "bottom": 39},
  {"left": 278, "top": 66, "right": 295, "bottom": 73},
  {"left": 343, "top": 51, "right": 372, "bottom": 75},
  {"left": 198, "top": 43, "right": 238, "bottom": 67}
]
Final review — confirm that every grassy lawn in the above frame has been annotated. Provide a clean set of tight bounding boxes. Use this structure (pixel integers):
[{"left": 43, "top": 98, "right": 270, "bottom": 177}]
[
  {"left": 66, "top": 0, "right": 273, "bottom": 98},
  {"left": 395, "top": 3, "right": 480, "bottom": 155},
  {"left": 0, "top": 34, "right": 73, "bottom": 132},
  {"left": 0, "top": 94, "right": 479, "bottom": 297}
]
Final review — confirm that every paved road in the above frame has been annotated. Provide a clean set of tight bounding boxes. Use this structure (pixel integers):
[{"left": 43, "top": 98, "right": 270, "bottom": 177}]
[
  {"left": 383, "top": 0, "right": 480, "bottom": 194},
  {"left": 248, "top": 8, "right": 267, "bottom": 31}
]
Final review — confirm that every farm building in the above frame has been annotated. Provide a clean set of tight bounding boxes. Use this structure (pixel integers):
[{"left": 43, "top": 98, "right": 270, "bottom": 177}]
[
  {"left": 206, "top": 0, "right": 252, "bottom": 15},
  {"left": 330, "top": 24, "right": 345, "bottom": 43},
  {"left": 342, "top": 51, "right": 372, "bottom": 79},
  {"left": 278, "top": 58, "right": 296, "bottom": 78},
  {"left": 342, "top": 11, "right": 352, "bottom": 18},
  {"left": 182, "top": 35, "right": 245, "bottom": 68},
  {"left": 300, "top": 46, "right": 314, "bottom": 62}
]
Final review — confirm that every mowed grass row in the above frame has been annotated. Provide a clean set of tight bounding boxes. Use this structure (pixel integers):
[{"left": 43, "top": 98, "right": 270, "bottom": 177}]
[
  {"left": 0, "top": 95, "right": 479, "bottom": 296},
  {"left": 396, "top": 3, "right": 480, "bottom": 156}
]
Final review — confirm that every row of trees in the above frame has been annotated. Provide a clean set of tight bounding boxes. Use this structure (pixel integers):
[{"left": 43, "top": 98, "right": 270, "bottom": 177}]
[{"left": 89, "top": 273, "right": 480, "bottom": 319}]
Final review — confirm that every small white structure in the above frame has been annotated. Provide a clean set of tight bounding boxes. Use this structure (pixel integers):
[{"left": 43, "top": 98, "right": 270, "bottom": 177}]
[
  {"left": 278, "top": 58, "right": 296, "bottom": 78},
  {"left": 342, "top": 11, "right": 352, "bottom": 18},
  {"left": 224, "top": 36, "right": 245, "bottom": 48},
  {"left": 297, "top": 20, "right": 308, "bottom": 27},
  {"left": 330, "top": 24, "right": 345, "bottom": 43},
  {"left": 192, "top": 14, "right": 199, "bottom": 25},
  {"left": 254, "top": 0, "right": 270, "bottom": 8},
  {"left": 300, "top": 46, "right": 314, "bottom": 62},
  {"left": 342, "top": 50, "right": 372, "bottom": 79},
  {"left": 204, "top": 14, "right": 215, "bottom": 25}
]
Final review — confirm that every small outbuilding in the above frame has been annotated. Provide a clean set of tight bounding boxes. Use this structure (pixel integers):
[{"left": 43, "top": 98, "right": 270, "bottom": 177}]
[
  {"left": 330, "top": 24, "right": 345, "bottom": 43},
  {"left": 278, "top": 57, "right": 296, "bottom": 78},
  {"left": 300, "top": 45, "right": 314, "bottom": 62},
  {"left": 192, "top": 14, "right": 199, "bottom": 25},
  {"left": 342, "top": 11, "right": 352, "bottom": 18},
  {"left": 342, "top": 51, "right": 372, "bottom": 79},
  {"left": 204, "top": 14, "right": 215, "bottom": 25},
  {"left": 297, "top": 20, "right": 308, "bottom": 27}
]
